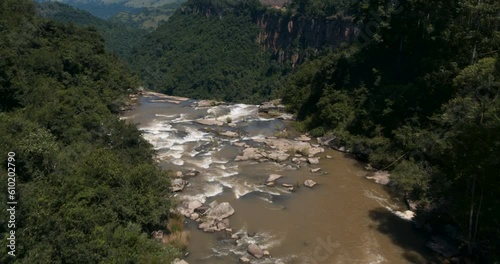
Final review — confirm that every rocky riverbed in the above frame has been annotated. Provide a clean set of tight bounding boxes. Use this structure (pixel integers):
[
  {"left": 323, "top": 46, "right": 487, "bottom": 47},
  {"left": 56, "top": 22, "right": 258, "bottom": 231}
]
[{"left": 121, "top": 92, "right": 436, "bottom": 264}]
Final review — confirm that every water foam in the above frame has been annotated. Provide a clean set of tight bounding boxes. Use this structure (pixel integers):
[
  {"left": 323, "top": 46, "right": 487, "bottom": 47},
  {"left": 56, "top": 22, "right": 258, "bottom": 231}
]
[
  {"left": 155, "top": 114, "right": 177, "bottom": 118},
  {"left": 178, "top": 184, "right": 224, "bottom": 204},
  {"left": 171, "top": 113, "right": 192, "bottom": 123},
  {"left": 186, "top": 156, "right": 213, "bottom": 169},
  {"left": 233, "top": 181, "right": 281, "bottom": 199},
  {"left": 215, "top": 104, "right": 259, "bottom": 123},
  {"left": 172, "top": 159, "right": 184, "bottom": 166}
]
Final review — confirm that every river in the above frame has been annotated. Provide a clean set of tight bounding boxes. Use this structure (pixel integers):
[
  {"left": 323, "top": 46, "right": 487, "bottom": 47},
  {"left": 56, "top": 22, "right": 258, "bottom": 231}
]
[{"left": 122, "top": 92, "right": 438, "bottom": 264}]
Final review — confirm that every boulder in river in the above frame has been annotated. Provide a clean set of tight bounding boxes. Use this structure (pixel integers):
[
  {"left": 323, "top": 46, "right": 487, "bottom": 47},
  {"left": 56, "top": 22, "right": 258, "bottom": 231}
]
[
  {"left": 247, "top": 243, "right": 264, "bottom": 259},
  {"left": 197, "top": 100, "right": 220, "bottom": 107},
  {"left": 234, "top": 142, "right": 246, "bottom": 147},
  {"left": 258, "top": 99, "right": 286, "bottom": 113},
  {"left": 185, "top": 169, "right": 200, "bottom": 177},
  {"left": 308, "top": 147, "right": 324, "bottom": 156},
  {"left": 195, "top": 119, "right": 224, "bottom": 126},
  {"left": 262, "top": 138, "right": 310, "bottom": 153},
  {"left": 206, "top": 201, "right": 235, "bottom": 220},
  {"left": 239, "top": 256, "right": 251, "bottom": 263},
  {"left": 308, "top": 157, "right": 320, "bottom": 164},
  {"left": 219, "top": 130, "right": 239, "bottom": 138},
  {"left": 198, "top": 220, "right": 215, "bottom": 230},
  {"left": 304, "top": 180, "right": 317, "bottom": 188},
  {"left": 267, "top": 174, "right": 282, "bottom": 182},
  {"left": 171, "top": 178, "right": 187, "bottom": 192},
  {"left": 366, "top": 171, "right": 390, "bottom": 185},
  {"left": 177, "top": 200, "right": 203, "bottom": 218},
  {"left": 235, "top": 147, "right": 261, "bottom": 161},
  {"left": 173, "top": 259, "right": 189, "bottom": 264},
  {"left": 175, "top": 171, "right": 183, "bottom": 177},
  {"left": 267, "top": 151, "right": 290, "bottom": 162},
  {"left": 188, "top": 200, "right": 203, "bottom": 212},
  {"left": 190, "top": 213, "right": 199, "bottom": 221},
  {"left": 317, "top": 135, "right": 347, "bottom": 151},
  {"left": 310, "top": 168, "right": 322, "bottom": 173},
  {"left": 295, "top": 134, "right": 311, "bottom": 141}
]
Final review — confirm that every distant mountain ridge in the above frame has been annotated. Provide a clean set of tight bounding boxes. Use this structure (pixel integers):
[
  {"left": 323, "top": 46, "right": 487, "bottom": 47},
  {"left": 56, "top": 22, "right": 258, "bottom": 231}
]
[
  {"left": 37, "top": 0, "right": 185, "bottom": 18},
  {"left": 110, "top": 0, "right": 183, "bottom": 31},
  {"left": 37, "top": 1, "right": 146, "bottom": 56}
]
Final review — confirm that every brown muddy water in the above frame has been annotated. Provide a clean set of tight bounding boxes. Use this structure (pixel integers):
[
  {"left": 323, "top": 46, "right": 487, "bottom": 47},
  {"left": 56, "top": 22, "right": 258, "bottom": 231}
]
[{"left": 122, "top": 93, "right": 438, "bottom": 264}]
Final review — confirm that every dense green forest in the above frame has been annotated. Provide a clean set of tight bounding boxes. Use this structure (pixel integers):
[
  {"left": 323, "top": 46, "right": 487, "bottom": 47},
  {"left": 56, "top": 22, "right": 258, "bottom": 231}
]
[
  {"left": 285, "top": 0, "right": 353, "bottom": 18},
  {"left": 0, "top": 0, "right": 180, "bottom": 262},
  {"left": 37, "top": 1, "right": 147, "bottom": 58},
  {"left": 282, "top": 0, "right": 500, "bottom": 261},
  {"left": 111, "top": 0, "right": 184, "bottom": 31},
  {"left": 35, "top": 0, "right": 143, "bottom": 19},
  {"left": 130, "top": 0, "right": 288, "bottom": 103}
]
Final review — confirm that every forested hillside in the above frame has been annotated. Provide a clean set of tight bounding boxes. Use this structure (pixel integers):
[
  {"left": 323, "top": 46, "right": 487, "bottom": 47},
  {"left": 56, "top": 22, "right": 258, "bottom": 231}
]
[
  {"left": 35, "top": 0, "right": 142, "bottom": 19},
  {"left": 131, "top": 0, "right": 288, "bottom": 103},
  {"left": 0, "top": 0, "right": 180, "bottom": 262},
  {"left": 36, "top": 0, "right": 186, "bottom": 19},
  {"left": 282, "top": 0, "right": 500, "bottom": 261},
  {"left": 37, "top": 1, "right": 146, "bottom": 57}
]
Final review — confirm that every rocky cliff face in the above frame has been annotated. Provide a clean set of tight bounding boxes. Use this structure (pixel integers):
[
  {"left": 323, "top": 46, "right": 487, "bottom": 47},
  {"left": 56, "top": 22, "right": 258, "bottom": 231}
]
[
  {"left": 256, "top": 12, "right": 358, "bottom": 66},
  {"left": 180, "top": 1, "right": 359, "bottom": 66}
]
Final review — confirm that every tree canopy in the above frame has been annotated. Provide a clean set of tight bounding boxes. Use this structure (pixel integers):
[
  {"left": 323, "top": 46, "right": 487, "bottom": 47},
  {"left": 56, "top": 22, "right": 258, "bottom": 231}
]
[
  {"left": 0, "top": 0, "right": 180, "bottom": 262},
  {"left": 282, "top": 0, "right": 500, "bottom": 261}
]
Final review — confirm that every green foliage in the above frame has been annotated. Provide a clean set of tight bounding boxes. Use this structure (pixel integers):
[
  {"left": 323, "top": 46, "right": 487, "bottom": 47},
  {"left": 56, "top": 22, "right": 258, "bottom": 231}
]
[
  {"left": 37, "top": 1, "right": 147, "bottom": 58},
  {"left": 391, "top": 160, "right": 430, "bottom": 193},
  {"left": 0, "top": 0, "right": 180, "bottom": 262},
  {"left": 288, "top": 0, "right": 355, "bottom": 18},
  {"left": 110, "top": 1, "right": 184, "bottom": 31},
  {"left": 282, "top": 0, "right": 500, "bottom": 260},
  {"left": 130, "top": 0, "right": 286, "bottom": 103}
]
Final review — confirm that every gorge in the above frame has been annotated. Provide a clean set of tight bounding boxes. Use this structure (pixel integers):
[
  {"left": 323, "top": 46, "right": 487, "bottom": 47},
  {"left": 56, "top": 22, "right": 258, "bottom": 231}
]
[{"left": 2, "top": 0, "right": 499, "bottom": 263}]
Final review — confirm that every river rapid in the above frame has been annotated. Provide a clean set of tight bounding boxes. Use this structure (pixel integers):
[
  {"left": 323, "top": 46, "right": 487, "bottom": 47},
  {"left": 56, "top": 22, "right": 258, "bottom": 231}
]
[{"left": 122, "top": 92, "right": 437, "bottom": 264}]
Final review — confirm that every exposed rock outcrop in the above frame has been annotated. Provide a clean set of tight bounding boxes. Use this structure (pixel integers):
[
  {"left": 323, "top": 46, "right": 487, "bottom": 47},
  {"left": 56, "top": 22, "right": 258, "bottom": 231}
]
[
  {"left": 310, "top": 168, "right": 321, "bottom": 173},
  {"left": 267, "top": 174, "right": 283, "bottom": 182},
  {"left": 171, "top": 178, "right": 187, "bottom": 192},
  {"left": 194, "top": 201, "right": 235, "bottom": 233},
  {"left": 206, "top": 201, "right": 235, "bottom": 220},
  {"left": 259, "top": 99, "right": 286, "bottom": 113},
  {"left": 317, "top": 134, "right": 372, "bottom": 161},
  {"left": 256, "top": 12, "right": 358, "bottom": 66},
  {"left": 304, "top": 179, "right": 317, "bottom": 188},
  {"left": 195, "top": 119, "right": 224, "bottom": 126},
  {"left": 239, "top": 256, "right": 251, "bottom": 263},
  {"left": 247, "top": 243, "right": 264, "bottom": 259},
  {"left": 219, "top": 130, "right": 239, "bottom": 138},
  {"left": 308, "top": 157, "right": 319, "bottom": 164}
]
